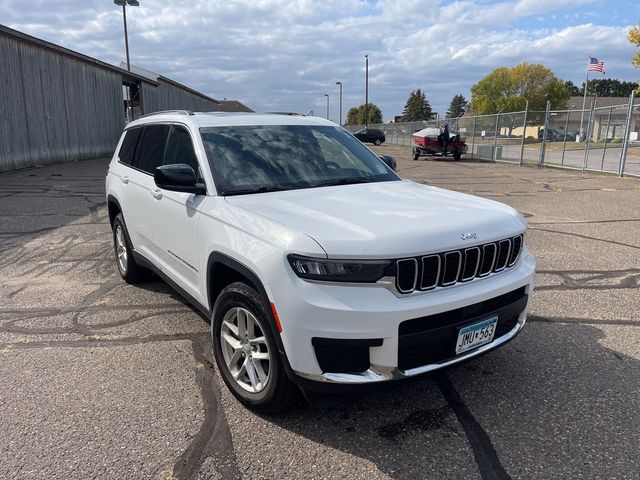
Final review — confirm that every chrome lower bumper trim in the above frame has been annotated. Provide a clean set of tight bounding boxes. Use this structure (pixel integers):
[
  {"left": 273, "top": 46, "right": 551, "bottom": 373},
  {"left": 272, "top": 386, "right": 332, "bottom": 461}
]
[{"left": 294, "top": 312, "right": 527, "bottom": 384}]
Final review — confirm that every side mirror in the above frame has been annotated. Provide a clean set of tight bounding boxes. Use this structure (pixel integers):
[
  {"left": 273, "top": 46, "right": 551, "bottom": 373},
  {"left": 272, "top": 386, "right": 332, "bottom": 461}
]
[
  {"left": 154, "top": 164, "right": 206, "bottom": 195},
  {"left": 378, "top": 154, "right": 397, "bottom": 172}
]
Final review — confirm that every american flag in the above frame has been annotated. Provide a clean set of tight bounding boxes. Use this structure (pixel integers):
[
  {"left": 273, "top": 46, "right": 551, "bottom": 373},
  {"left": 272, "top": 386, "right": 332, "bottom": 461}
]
[{"left": 587, "top": 57, "right": 605, "bottom": 74}]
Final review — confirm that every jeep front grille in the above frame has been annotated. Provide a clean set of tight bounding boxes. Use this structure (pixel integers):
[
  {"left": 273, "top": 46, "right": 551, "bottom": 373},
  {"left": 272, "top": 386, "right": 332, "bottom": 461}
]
[
  {"left": 420, "top": 255, "right": 440, "bottom": 290},
  {"left": 442, "top": 251, "right": 462, "bottom": 286},
  {"left": 479, "top": 243, "right": 496, "bottom": 276},
  {"left": 461, "top": 247, "right": 481, "bottom": 281},
  {"left": 395, "top": 235, "right": 524, "bottom": 294},
  {"left": 396, "top": 258, "right": 418, "bottom": 293}
]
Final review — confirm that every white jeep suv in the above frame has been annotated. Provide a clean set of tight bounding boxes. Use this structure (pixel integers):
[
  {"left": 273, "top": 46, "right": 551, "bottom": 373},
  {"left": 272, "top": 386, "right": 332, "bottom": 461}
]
[{"left": 105, "top": 111, "right": 536, "bottom": 412}]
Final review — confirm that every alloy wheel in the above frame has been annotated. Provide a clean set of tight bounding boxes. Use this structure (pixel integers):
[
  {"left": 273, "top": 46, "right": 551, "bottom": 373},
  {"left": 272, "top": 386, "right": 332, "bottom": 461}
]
[
  {"left": 220, "top": 307, "right": 271, "bottom": 393},
  {"left": 115, "top": 225, "right": 128, "bottom": 274}
]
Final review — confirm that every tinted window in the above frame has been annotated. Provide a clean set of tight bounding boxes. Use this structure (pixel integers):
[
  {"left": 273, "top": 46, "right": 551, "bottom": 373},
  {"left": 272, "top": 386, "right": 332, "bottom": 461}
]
[
  {"left": 118, "top": 127, "right": 141, "bottom": 165},
  {"left": 200, "top": 125, "right": 398, "bottom": 195},
  {"left": 164, "top": 126, "right": 199, "bottom": 173},
  {"left": 135, "top": 124, "right": 170, "bottom": 174}
]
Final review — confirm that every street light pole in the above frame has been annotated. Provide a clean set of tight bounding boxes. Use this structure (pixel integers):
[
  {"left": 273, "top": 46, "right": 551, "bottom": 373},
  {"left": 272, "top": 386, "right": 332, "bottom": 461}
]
[
  {"left": 324, "top": 94, "right": 329, "bottom": 120},
  {"left": 336, "top": 81, "right": 342, "bottom": 126},
  {"left": 122, "top": 3, "right": 130, "bottom": 70},
  {"left": 115, "top": 0, "right": 139, "bottom": 122},
  {"left": 114, "top": 0, "right": 140, "bottom": 72},
  {"left": 364, "top": 54, "right": 369, "bottom": 127}
]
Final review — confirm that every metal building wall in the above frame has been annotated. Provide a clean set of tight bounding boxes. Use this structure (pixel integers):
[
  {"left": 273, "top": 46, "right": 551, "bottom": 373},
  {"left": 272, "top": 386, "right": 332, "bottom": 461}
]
[
  {"left": 0, "top": 34, "right": 124, "bottom": 172},
  {"left": 141, "top": 79, "right": 219, "bottom": 114}
]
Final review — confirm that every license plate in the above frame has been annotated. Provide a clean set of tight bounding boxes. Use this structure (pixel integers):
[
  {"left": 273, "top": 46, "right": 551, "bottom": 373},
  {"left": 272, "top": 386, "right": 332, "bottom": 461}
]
[{"left": 455, "top": 317, "right": 498, "bottom": 355}]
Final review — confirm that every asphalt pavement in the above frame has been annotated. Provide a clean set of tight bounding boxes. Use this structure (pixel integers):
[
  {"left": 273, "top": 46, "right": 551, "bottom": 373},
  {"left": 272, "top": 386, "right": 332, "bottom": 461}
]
[{"left": 0, "top": 148, "right": 638, "bottom": 479}]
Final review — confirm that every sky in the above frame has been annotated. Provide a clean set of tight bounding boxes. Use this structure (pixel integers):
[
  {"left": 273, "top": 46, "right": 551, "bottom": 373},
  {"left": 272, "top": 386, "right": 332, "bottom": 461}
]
[{"left": 2, "top": 0, "right": 639, "bottom": 122}]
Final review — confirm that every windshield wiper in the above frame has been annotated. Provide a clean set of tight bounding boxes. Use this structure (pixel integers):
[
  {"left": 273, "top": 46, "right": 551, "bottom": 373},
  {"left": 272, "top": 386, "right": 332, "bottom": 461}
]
[
  {"left": 312, "top": 176, "right": 375, "bottom": 188},
  {"left": 222, "top": 185, "right": 288, "bottom": 196}
]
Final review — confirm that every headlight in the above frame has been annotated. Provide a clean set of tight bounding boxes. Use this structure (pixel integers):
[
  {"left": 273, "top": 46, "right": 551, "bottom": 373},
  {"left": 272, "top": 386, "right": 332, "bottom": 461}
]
[{"left": 287, "top": 254, "right": 392, "bottom": 283}]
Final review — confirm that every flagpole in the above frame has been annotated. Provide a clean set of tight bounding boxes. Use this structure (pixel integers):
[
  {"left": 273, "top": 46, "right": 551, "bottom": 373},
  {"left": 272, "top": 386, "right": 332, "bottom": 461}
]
[{"left": 579, "top": 54, "right": 590, "bottom": 141}]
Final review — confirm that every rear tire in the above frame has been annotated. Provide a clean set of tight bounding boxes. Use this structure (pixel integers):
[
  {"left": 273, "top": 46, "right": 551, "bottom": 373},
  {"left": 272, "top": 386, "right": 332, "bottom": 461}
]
[
  {"left": 112, "top": 213, "right": 146, "bottom": 284},
  {"left": 211, "top": 282, "right": 297, "bottom": 413},
  {"left": 374, "top": 139, "right": 382, "bottom": 146},
  {"left": 413, "top": 149, "right": 420, "bottom": 161}
]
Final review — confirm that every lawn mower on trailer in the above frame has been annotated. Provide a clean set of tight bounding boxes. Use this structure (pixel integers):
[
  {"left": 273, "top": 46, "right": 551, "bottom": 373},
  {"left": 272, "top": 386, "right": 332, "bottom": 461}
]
[{"left": 412, "top": 124, "right": 467, "bottom": 161}]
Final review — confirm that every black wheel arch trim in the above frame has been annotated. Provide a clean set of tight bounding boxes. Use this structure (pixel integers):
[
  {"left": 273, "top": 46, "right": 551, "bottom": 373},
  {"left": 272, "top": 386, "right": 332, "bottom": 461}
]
[
  {"left": 107, "top": 194, "right": 123, "bottom": 228},
  {"left": 107, "top": 196, "right": 140, "bottom": 256},
  {"left": 206, "top": 253, "right": 266, "bottom": 313},
  {"left": 206, "top": 252, "right": 300, "bottom": 385}
]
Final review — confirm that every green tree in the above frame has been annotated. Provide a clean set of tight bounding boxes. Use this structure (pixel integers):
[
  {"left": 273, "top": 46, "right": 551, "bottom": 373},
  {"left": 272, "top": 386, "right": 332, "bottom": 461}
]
[
  {"left": 582, "top": 78, "right": 639, "bottom": 97},
  {"left": 564, "top": 80, "right": 581, "bottom": 96},
  {"left": 401, "top": 89, "right": 432, "bottom": 121},
  {"left": 446, "top": 94, "right": 468, "bottom": 118},
  {"left": 470, "top": 63, "right": 569, "bottom": 135},
  {"left": 630, "top": 21, "right": 640, "bottom": 69},
  {"left": 564, "top": 78, "right": 639, "bottom": 97},
  {"left": 470, "top": 63, "right": 569, "bottom": 113},
  {"left": 628, "top": 22, "right": 640, "bottom": 93},
  {"left": 346, "top": 107, "right": 359, "bottom": 125},
  {"left": 346, "top": 103, "right": 383, "bottom": 125}
]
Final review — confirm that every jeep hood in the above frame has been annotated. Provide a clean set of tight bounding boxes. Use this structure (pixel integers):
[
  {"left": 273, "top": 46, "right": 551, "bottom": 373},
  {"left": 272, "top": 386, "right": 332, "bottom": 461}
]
[{"left": 225, "top": 180, "right": 526, "bottom": 258}]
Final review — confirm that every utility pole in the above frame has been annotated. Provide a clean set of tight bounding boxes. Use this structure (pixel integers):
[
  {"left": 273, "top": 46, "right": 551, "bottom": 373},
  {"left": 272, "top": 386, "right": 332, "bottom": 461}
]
[
  {"left": 324, "top": 94, "right": 329, "bottom": 120},
  {"left": 365, "top": 54, "right": 369, "bottom": 127},
  {"left": 336, "top": 81, "right": 342, "bottom": 126}
]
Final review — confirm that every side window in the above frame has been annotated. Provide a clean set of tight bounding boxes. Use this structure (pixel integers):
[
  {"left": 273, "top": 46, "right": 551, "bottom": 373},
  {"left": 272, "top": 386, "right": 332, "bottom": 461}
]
[
  {"left": 118, "top": 127, "right": 142, "bottom": 165},
  {"left": 134, "top": 124, "right": 170, "bottom": 174},
  {"left": 163, "top": 126, "right": 199, "bottom": 174}
]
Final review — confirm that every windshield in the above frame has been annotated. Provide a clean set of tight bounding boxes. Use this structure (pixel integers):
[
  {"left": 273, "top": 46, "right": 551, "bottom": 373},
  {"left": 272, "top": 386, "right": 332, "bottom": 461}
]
[{"left": 200, "top": 125, "right": 399, "bottom": 196}]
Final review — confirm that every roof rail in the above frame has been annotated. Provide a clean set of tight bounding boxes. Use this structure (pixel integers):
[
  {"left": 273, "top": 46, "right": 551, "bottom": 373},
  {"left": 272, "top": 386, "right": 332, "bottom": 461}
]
[
  {"left": 264, "top": 111, "right": 305, "bottom": 116},
  {"left": 138, "top": 109, "right": 194, "bottom": 119}
]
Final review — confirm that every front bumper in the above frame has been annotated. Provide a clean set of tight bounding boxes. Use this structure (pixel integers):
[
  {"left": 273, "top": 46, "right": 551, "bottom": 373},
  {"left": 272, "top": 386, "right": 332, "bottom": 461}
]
[
  {"left": 303, "top": 307, "right": 526, "bottom": 386},
  {"left": 268, "top": 248, "right": 536, "bottom": 385}
]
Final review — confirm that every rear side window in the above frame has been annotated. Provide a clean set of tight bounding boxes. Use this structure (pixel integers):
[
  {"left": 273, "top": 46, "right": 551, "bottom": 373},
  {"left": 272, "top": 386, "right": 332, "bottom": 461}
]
[
  {"left": 118, "top": 127, "right": 142, "bottom": 165},
  {"left": 135, "top": 124, "right": 170, "bottom": 174},
  {"left": 164, "top": 126, "right": 199, "bottom": 172}
]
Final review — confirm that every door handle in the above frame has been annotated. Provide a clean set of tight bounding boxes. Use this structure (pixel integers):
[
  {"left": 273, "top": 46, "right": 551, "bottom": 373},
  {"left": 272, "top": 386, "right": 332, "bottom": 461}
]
[
  {"left": 121, "top": 175, "right": 129, "bottom": 184},
  {"left": 151, "top": 188, "right": 163, "bottom": 200}
]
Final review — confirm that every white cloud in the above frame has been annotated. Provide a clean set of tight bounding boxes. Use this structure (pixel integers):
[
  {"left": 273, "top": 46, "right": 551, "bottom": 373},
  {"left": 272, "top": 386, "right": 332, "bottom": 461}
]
[{"left": 513, "top": 0, "right": 595, "bottom": 16}]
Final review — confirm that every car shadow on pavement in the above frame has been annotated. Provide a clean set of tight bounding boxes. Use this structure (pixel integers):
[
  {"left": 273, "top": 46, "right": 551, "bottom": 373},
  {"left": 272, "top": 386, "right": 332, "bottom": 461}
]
[
  {"left": 264, "top": 320, "right": 640, "bottom": 479},
  {"left": 135, "top": 275, "right": 210, "bottom": 321}
]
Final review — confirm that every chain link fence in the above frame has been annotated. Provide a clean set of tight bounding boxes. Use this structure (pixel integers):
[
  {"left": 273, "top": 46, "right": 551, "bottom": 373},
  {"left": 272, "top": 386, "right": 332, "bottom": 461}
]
[{"left": 348, "top": 91, "right": 639, "bottom": 177}]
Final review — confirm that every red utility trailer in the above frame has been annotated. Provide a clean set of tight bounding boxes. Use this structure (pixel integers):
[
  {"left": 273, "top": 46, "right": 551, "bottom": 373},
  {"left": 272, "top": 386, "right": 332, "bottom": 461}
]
[{"left": 412, "top": 127, "right": 467, "bottom": 161}]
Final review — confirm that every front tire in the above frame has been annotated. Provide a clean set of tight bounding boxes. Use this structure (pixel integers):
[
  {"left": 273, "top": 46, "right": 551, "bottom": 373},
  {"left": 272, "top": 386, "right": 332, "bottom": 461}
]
[
  {"left": 112, "top": 213, "right": 146, "bottom": 284},
  {"left": 374, "top": 139, "right": 382, "bottom": 146},
  {"left": 212, "top": 282, "right": 297, "bottom": 413}
]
